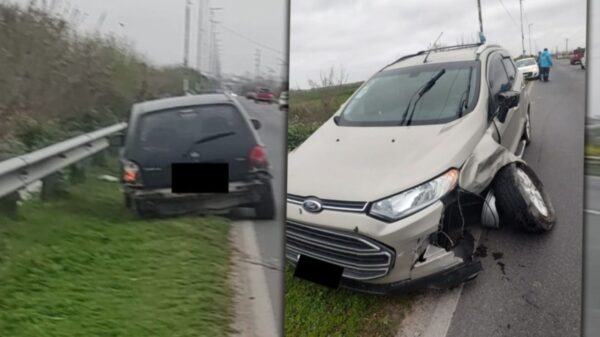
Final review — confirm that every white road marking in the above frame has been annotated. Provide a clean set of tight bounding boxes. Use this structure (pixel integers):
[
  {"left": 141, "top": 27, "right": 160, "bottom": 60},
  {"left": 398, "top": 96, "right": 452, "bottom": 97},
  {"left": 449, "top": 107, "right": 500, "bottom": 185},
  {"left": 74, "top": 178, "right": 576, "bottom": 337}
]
[
  {"left": 232, "top": 220, "right": 279, "bottom": 337},
  {"left": 585, "top": 209, "right": 600, "bottom": 215}
]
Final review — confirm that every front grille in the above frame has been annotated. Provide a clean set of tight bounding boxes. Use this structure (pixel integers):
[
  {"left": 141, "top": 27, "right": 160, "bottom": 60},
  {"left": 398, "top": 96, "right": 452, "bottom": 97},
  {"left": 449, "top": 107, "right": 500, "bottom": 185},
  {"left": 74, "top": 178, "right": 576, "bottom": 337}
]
[
  {"left": 524, "top": 72, "right": 533, "bottom": 77},
  {"left": 287, "top": 194, "right": 368, "bottom": 212},
  {"left": 286, "top": 221, "right": 395, "bottom": 280}
]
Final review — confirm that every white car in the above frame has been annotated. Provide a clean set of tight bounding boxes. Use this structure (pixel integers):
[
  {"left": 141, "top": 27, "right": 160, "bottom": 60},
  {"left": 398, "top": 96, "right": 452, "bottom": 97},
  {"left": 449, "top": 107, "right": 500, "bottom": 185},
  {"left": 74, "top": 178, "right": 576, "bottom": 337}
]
[
  {"left": 515, "top": 57, "right": 539, "bottom": 80},
  {"left": 581, "top": 54, "right": 586, "bottom": 70}
]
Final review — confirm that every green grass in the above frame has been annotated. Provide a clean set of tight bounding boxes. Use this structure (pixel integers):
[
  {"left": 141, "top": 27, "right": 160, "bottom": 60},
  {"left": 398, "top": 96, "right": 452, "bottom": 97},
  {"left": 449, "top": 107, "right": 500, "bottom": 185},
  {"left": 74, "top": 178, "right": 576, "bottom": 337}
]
[
  {"left": 585, "top": 145, "right": 600, "bottom": 157},
  {"left": 284, "top": 265, "right": 412, "bottom": 337},
  {"left": 0, "top": 162, "right": 234, "bottom": 337},
  {"left": 288, "top": 83, "right": 362, "bottom": 126}
]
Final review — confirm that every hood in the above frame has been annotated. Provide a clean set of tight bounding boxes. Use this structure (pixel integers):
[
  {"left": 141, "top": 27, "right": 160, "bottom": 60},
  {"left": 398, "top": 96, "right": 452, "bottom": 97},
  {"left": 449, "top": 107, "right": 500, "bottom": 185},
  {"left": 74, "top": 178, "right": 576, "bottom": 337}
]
[{"left": 288, "top": 112, "right": 487, "bottom": 202}]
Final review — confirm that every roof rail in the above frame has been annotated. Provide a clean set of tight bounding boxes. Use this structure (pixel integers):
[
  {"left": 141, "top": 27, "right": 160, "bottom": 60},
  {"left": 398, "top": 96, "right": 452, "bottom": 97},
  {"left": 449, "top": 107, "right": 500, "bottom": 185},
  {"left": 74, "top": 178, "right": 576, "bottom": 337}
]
[
  {"left": 380, "top": 42, "right": 486, "bottom": 72},
  {"left": 475, "top": 43, "right": 502, "bottom": 55},
  {"left": 378, "top": 50, "right": 426, "bottom": 72}
]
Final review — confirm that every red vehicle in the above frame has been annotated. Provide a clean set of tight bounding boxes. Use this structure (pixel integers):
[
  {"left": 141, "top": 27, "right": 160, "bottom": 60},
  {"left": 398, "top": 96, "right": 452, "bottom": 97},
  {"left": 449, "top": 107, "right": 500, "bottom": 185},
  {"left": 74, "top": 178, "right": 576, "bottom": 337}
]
[
  {"left": 254, "top": 87, "right": 274, "bottom": 103},
  {"left": 570, "top": 49, "right": 585, "bottom": 65}
]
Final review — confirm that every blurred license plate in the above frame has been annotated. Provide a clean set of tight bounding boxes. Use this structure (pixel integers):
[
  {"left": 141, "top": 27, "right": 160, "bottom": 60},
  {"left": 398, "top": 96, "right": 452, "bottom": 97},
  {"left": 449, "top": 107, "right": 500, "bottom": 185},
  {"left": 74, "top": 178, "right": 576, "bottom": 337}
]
[{"left": 294, "top": 255, "right": 343, "bottom": 289}]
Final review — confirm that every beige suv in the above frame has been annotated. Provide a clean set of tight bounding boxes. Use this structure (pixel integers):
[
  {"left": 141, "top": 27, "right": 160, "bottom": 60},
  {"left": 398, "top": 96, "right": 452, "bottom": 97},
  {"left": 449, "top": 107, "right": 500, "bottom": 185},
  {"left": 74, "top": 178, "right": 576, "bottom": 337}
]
[{"left": 286, "top": 43, "right": 555, "bottom": 294}]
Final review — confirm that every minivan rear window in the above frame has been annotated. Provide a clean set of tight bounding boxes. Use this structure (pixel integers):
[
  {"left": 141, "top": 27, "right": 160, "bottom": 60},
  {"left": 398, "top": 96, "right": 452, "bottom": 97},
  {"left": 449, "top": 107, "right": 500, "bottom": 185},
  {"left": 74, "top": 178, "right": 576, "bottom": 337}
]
[
  {"left": 338, "top": 60, "right": 481, "bottom": 126},
  {"left": 134, "top": 104, "right": 252, "bottom": 156}
]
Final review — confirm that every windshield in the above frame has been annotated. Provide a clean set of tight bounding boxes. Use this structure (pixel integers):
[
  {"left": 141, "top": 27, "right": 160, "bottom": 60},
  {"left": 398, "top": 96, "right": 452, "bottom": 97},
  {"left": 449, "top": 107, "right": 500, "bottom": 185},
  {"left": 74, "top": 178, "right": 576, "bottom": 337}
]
[
  {"left": 338, "top": 61, "right": 480, "bottom": 126},
  {"left": 516, "top": 59, "right": 537, "bottom": 67},
  {"left": 134, "top": 104, "right": 253, "bottom": 155}
]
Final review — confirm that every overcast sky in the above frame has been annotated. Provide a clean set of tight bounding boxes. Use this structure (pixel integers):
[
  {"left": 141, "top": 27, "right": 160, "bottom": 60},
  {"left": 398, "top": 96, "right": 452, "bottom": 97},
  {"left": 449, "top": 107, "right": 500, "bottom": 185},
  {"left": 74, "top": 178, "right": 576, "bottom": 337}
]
[
  {"left": 290, "top": 0, "right": 587, "bottom": 89},
  {"left": 7, "top": 0, "right": 287, "bottom": 78}
]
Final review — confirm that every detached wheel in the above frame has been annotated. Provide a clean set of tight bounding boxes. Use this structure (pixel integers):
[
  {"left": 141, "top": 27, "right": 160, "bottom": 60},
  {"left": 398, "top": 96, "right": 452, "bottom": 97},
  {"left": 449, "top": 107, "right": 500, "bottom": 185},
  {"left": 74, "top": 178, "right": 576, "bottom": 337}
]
[
  {"left": 493, "top": 163, "right": 555, "bottom": 233},
  {"left": 254, "top": 183, "right": 275, "bottom": 220}
]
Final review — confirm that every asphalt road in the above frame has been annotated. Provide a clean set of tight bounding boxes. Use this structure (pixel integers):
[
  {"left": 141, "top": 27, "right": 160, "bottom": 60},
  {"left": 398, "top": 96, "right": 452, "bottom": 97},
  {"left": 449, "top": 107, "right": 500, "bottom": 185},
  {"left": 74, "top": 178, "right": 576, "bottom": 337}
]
[
  {"left": 584, "top": 175, "right": 600, "bottom": 337},
  {"left": 447, "top": 60, "right": 585, "bottom": 337},
  {"left": 237, "top": 97, "right": 285, "bottom": 329}
]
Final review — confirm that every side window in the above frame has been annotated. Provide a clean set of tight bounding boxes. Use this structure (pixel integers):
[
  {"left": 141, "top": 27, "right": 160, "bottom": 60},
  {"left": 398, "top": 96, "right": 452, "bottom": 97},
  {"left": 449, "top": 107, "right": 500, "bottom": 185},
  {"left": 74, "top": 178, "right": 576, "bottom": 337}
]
[
  {"left": 487, "top": 53, "right": 510, "bottom": 114},
  {"left": 501, "top": 56, "right": 516, "bottom": 82}
]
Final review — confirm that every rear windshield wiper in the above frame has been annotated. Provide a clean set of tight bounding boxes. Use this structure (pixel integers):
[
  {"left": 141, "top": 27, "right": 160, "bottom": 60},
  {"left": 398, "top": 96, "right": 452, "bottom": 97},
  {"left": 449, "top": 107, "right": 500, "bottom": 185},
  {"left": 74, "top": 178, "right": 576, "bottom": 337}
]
[
  {"left": 400, "top": 69, "right": 446, "bottom": 126},
  {"left": 183, "top": 131, "right": 236, "bottom": 156}
]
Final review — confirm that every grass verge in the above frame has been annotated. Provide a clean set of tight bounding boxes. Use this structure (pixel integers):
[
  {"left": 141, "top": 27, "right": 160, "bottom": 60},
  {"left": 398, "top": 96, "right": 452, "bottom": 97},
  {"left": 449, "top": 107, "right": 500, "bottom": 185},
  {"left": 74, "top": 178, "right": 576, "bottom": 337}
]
[
  {"left": 284, "top": 265, "right": 412, "bottom": 337},
  {"left": 0, "top": 162, "right": 234, "bottom": 337}
]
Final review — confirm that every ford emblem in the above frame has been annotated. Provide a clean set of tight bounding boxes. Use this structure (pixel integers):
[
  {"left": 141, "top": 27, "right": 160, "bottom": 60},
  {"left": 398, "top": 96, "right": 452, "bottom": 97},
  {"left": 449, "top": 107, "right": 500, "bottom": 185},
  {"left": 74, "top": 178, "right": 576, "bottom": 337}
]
[{"left": 302, "top": 198, "right": 323, "bottom": 213}]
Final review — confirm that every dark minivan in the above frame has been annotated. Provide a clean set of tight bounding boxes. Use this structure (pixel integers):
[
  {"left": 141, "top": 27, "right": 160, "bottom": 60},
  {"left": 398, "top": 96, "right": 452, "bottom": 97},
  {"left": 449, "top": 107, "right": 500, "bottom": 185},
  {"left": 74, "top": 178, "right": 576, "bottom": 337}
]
[{"left": 119, "top": 93, "right": 275, "bottom": 219}]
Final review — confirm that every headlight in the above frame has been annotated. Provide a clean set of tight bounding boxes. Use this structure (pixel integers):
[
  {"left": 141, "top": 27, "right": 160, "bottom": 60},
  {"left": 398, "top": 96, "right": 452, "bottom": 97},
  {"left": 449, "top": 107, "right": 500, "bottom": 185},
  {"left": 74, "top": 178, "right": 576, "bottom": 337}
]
[{"left": 369, "top": 169, "right": 459, "bottom": 222}]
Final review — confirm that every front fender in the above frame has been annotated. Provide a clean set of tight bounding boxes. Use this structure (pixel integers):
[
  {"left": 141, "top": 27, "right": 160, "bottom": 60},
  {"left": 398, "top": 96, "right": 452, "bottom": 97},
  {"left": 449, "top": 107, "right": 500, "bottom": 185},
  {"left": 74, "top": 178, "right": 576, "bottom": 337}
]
[{"left": 459, "top": 128, "right": 525, "bottom": 194}]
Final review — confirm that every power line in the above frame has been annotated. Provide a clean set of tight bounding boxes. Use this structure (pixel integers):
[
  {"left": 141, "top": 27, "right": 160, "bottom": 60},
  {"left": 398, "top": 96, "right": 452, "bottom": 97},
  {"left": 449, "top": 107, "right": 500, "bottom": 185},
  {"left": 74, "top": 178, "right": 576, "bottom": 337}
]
[
  {"left": 497, "top": 0, "right": 519, "bottom": 29},
  {"left": 219, "top": 24, "right": 284, "bottom": 55}
]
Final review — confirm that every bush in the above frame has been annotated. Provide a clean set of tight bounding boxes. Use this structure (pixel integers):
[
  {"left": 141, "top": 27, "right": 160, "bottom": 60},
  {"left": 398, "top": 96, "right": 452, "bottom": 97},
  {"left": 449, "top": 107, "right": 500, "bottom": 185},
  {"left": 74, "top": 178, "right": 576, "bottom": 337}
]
[{"left": 0, "top": 2, "right": 214, "bottom": 155}]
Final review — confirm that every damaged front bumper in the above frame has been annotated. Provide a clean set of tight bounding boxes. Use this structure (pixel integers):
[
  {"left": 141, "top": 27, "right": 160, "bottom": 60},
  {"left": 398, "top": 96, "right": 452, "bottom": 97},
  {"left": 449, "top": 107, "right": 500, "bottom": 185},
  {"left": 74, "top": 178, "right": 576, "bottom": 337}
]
[{"left": 285, "top": 190, "right": 484, "bottom": 295}]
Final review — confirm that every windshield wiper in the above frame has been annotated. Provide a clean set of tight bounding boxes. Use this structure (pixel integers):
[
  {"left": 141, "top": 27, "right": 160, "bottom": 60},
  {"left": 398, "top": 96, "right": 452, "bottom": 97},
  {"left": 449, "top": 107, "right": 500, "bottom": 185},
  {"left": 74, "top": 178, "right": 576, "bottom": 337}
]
[
  {"left": 183, "top": 131, "right": 236, "bottom": 156},
  {"left": 401, "top": 69, "right": 446, "bottom": 126},
  {"left": 456, "top": 67, "right": 474, "bottom": 118}
]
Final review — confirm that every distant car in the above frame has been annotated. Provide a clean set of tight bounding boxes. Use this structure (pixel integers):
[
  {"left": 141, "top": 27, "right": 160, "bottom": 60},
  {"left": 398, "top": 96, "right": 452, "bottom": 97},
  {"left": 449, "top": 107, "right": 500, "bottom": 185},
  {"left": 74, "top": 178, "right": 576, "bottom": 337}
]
[
  {"left": 581, "top": 54, "right": 586, "bottom": 69},
  {"left": 120, "top": 93, "right": 275, "bottom": 219},
  {"left": 246, "top": 91, "right": 256, "bottom": 100},
  {"left": 278, "top": 91, "right": 288, "bottom": 111},
  {"left": 515, "top": 57, "right": 539, "bottom": 80},
  {"left": 255, "top": 88, "right": 274, "bottom": 103},
  {"left": 570, "top": 51, "right": 584, "bottom": 65}
]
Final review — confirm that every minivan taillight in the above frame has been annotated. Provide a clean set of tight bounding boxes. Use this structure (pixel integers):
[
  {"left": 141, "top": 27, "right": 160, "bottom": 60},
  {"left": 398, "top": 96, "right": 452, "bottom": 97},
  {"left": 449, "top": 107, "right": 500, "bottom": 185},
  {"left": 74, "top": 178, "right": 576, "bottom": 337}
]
[
  {"left": 249, "top": 145, "right": 268, "bottom": 169},
  {"left": 123, "top": 160, "right": 142, "bottom": 185}
]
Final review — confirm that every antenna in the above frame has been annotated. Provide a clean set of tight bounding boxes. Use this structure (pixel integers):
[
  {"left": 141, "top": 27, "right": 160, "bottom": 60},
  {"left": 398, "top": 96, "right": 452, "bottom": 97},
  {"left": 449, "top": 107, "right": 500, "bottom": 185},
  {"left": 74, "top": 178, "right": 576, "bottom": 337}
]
[{"left": 423, "top": 32, "right": 443, "bottom": 63}]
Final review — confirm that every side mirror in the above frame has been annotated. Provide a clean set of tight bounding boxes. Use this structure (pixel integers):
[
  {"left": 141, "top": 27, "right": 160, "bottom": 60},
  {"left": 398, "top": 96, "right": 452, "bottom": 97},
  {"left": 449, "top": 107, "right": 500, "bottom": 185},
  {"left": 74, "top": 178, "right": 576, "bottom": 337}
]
[
  {"left": 333, "top": 116, "right": 340, "bottom": 125},
  {"left": 109, "top": 133, "right": 125, "bottom": 147},
  {"left": 251, "top": 119, "right": 262, "bottom": 130},
  {"left": 495, "top": 90, "right": 520, "bottom": 123}
]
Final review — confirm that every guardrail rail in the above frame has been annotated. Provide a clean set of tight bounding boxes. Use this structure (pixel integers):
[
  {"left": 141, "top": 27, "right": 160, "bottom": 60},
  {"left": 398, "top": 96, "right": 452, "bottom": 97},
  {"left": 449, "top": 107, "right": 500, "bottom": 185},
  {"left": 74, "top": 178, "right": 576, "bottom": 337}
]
[{"left": 0, "top": 123, "right": 127, "bottom": 201}]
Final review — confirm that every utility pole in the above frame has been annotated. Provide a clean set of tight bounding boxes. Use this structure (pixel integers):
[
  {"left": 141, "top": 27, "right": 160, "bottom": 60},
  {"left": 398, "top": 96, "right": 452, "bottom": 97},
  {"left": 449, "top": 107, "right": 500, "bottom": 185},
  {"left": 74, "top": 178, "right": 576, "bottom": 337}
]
[
  {"left": 528, "top": 23, "right": 533, "bottom": 55},
  {"left": 183, "top": 0, "right": 191, "bottom": 93},
  {"left": 196, "top": 0, "right": 204, "bottom": 72},
  {"left": 565, "top": 38, "right": 569, "bottom": 54},
  {"left": 476, "top": 0, "right": 483, "bottom": 35},
  {"left": 254, "top": 48, "right": 261, "bottom": 81},
  {"left": 519, "top": 0, "right": 525, "bottom": 56},
  {"left": 208, "top": 7, "right": 222, "bottom": 78}
]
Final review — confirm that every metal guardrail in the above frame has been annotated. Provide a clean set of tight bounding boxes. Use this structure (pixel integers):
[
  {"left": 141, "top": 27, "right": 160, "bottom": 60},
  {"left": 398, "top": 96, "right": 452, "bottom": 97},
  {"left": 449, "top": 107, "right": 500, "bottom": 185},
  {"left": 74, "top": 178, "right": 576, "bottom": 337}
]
[
  {"left": 0, "top": 123, "right": 127, "bottom": 199},
  {"left": 587, "top": 156, "right": 600, "bottom": 163}
]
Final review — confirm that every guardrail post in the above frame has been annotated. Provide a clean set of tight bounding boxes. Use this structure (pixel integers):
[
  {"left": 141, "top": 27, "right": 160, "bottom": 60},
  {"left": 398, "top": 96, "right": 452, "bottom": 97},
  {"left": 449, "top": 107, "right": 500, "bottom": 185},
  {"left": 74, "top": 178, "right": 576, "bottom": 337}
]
[
  {"left": 41, "top": 171, "right": 68, "bottom": 200},
  {"left": 70, "top": 162, "right": 86, "bottom": 184},
  {"left": 92, "top": 151, "right": 107, "bottom": 167},
  {"left": 0, "top": 192, "right": 20, "bottom": 218}
]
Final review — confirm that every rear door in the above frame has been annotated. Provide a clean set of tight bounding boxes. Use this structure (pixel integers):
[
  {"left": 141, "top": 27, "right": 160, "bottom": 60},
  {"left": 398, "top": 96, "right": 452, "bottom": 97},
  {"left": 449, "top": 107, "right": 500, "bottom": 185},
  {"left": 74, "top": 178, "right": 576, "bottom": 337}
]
[{"left": 129, "top": 103, "right": 257, "bottom": 189}]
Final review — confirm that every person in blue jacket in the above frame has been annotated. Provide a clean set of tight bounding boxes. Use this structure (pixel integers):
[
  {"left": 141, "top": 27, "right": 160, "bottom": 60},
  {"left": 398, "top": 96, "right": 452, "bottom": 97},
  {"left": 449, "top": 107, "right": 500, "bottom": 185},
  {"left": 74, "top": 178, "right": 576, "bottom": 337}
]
[{"left": 539, "top": 48, "right": 553, "bottom": 82}]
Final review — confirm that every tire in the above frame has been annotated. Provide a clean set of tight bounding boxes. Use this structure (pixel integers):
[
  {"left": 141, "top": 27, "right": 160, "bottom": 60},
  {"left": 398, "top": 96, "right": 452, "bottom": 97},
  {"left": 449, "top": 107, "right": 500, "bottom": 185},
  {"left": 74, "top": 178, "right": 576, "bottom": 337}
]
[
  {"left": 132, "top": 199, "right": 155, "bottom": 218},
  {"left": 581, "top": 64, "right": 585, "bottom": 70},
  {"left": 522, "top": 108, "right": 531, "bottom": 145},
  {"left": 254, "top": 183, "right": 275, "bottom": 220},
  {"left": 492, "top": 163, "right": 555, "bottom": 233},
  {"left": 124, "top": 193, "right": 132, "bottom": 209}
]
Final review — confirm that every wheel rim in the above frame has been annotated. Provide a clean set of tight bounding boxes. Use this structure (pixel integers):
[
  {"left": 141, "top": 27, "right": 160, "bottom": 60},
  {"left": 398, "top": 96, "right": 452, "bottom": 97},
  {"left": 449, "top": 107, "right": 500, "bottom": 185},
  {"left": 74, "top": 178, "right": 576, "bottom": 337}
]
[{"left": 516, "top": 168, "right": 549, "bottom": 217}]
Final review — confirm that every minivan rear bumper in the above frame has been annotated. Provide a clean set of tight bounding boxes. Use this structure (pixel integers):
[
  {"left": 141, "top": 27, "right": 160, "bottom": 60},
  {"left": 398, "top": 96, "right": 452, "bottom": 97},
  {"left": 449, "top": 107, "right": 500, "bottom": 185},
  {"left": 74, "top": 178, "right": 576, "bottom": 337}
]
[{"left": 126, "top": 180, "right": 264, "bottom": 216}]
